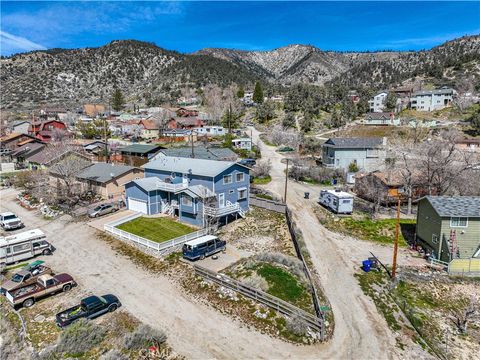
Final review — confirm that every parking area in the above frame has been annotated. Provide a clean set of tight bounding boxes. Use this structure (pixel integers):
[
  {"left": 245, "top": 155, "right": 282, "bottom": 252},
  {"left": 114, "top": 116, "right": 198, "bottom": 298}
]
[
  {"left": 189, "top": 244, "right": 251, "bottom": 272},
  {"left": 87, "top": 209, "right": 136, "bottom": 231}
]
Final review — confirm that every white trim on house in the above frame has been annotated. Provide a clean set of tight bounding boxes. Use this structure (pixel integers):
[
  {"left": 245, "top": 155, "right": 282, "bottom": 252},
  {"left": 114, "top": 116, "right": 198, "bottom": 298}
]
[{"left": 450, "top": 217, "right": 468, "bottom": 228}]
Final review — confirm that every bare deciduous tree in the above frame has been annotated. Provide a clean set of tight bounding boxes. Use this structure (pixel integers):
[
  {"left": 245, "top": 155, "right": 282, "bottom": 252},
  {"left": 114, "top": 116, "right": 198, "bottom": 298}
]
[
  {"left": 449, "top": 296, "right": 479, "bottom": 334},
  {"left": 252, "top": 160, "right": 272, "bottom": 178}
]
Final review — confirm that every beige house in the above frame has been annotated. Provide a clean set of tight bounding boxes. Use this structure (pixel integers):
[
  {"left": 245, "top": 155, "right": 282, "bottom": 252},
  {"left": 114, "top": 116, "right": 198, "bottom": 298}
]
[
  {"left": 75, "top": 163, "right": 144, "bottom": 199},
  {"left": 138, "top": 120, "right": 159, "bottom": 139}
]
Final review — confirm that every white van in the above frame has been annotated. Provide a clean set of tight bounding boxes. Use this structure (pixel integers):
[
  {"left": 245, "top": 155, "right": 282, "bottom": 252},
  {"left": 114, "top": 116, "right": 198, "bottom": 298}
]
[{"left": 0, "top": 229, "right": 52, "bottom": 265}]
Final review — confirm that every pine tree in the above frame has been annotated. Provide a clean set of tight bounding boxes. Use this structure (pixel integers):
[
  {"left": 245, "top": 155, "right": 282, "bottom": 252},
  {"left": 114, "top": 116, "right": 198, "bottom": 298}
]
[
  {"left": 111, "top": 88, "right": 125, "bottom": 111},
  {"left": 253, "top": 81, "right": 264, "bottom": 104},
  {"left": 237, "top": 86, "right": 245, "bottom": 99}
]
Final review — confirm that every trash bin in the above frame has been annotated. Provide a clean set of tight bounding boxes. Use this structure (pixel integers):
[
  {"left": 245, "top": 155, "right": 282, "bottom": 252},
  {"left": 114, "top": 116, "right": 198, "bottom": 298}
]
[
  {"left": 304, "top": 192, "right": 310, "bottom": 199},
  {"left": 332, "top": 179, "right": 337, "bottom": 185},
  {"left": 362, "top": 260, "right": 372, "bottom": 272}
]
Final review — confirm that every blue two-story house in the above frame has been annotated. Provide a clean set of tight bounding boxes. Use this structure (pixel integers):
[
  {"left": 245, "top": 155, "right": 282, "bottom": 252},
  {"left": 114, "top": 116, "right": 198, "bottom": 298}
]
[{"left": 125, "top": 157, "right": 250, "bottom": 227}]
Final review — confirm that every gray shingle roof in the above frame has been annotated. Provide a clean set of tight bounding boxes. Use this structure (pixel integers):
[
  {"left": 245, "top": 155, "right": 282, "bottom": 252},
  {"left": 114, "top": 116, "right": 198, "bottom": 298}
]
[
  {"left": 77, "top": 163, "right": 137, "bottom": 184},
  {"left": 324, "top": 137, "right": 384, "bottom": 148},
  {"left": 131, "top": 177, "right": 159, "bottom": 192},
  {"left": 425, "top": 196, "right": 480, "bottom": 217},
  {"left": 144, "top": 156, "right": 243, "bottom": 177},
  {"left": 412, "top": 88, "right": 455, "bottom": 96}
]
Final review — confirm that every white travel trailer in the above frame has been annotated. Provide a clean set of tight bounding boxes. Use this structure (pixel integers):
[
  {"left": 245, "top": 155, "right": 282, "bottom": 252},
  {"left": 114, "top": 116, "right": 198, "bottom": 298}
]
[
  {"left": 319, "top": 189, "right": 354, "bottom": 214},
  {"left": 0, "top": 229, "right": 52, "bottom": 265}
]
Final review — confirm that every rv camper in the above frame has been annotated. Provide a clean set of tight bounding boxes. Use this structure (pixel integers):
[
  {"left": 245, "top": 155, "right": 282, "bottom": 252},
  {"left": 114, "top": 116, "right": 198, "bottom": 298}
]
[
  {"left": 0, "top": 229, "right": 52, "bottom": 265},
  {"left": 319, "top": 189, "right": 354, "bottom": 214}
]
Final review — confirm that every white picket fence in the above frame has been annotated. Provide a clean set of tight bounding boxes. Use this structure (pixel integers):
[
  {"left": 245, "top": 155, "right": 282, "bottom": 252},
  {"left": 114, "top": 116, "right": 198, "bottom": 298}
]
[{"left": 103, "top": 213, "right": 208, "bottom": 253}]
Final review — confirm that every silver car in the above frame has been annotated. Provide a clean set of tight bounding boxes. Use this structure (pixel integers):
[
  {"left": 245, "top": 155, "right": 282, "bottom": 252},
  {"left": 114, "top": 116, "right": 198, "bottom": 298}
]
[{"left": 88, "top": 204, "right": 118, "bottom": 218}]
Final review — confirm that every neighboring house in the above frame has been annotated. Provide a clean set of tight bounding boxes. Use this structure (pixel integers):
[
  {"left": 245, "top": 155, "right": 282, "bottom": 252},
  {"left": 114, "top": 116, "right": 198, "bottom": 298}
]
[
  {"left": 232, "top": 138, "right": 252, "bottom": 151},
  {"left": 153, "top": 145, "right": 238, "bottom": 162},
  {"left": 322, "top": 137, "right": 386, "bottom": 172},
  {"left": 29, "top": 120, "right": 68, "bottom": 142},
  {"left": 416, "top": 196, "right": 480, "bottom": 262},
  {"left": 454, "top": 138, "right": 480, "bottom": 153},
  {"left": 28, "top": 150, "right": 90, "bottom": 171},
  {"left": 9, "top": 143, "right": 46, "bottom": 163},
  {"left": 364, "top": 112, "right": 399, "bottom": 126},
  {"left": 83, "top": 141, "right": 108, "bottom": 155},
  {"left": 176, "top": 107, "right": 199, "bottom": 117},
  {"left": 73, "top": 163, "right": 144, "bottom": 199},
  {"left": 10, "top": 121, "right": 31, "bottom": 134},
  {"left": 354, "top": 170, "right": 428, "bottom": 204},
  {"left": 347, "top": 90, "right": 360, "bottom": 103},
  {"left": 137, "top": 120, "right": 159, "bottom": 139},
  {"left": 161, "top": 129, "right": 198, "bottom": 142},
  {"left": 167, "top": 117, "right": 205, "bottom": 130},
  {"left": 125, "top": 157, "right": 250, "bottom": 227},
  {"left": 194, "top": 126, "right": 226, "bottom": 137},
  {"left": 119, "top": 144, "right": 165, "bottom": 166},
  {"left": 83, "top": 104, "right": 106, "bottom": 117},
  {"left": 368, "top": 91, "right": 388, "bottom": 113},
  {"left": 410, "top": 88, "right": 456, "bottom": 112},
  {"left": 0, "top": 133, "right": 44, "bottom": 150}
]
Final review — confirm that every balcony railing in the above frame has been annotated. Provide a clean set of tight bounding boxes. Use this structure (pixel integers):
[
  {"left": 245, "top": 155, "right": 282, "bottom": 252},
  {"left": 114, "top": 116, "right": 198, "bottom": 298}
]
[
  {"left": 155, "top": 181, "right": 187, "bottom": 193},
  {"left": 204, "top": 202, "right": 241, "bottom": 217}
]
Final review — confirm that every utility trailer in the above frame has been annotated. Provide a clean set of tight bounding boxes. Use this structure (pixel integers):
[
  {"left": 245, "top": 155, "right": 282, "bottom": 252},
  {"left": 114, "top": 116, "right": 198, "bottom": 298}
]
[{"left": 319, "top": 189, "right": 354, "bottom": 214}]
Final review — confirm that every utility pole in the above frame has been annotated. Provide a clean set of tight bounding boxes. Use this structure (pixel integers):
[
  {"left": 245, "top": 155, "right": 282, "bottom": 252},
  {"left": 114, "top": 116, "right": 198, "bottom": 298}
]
[
  {"left": 392, "top": 196, "right": 401, "bottom": 280},
  {"left": 191, "top": 131, "right": 195, "bottom": 158},
  {"left": 104, "top": 117, "right": 108, "bottom": 163},
  {"left": 284, "top": 159, "right": 289, "bottom": 203}
]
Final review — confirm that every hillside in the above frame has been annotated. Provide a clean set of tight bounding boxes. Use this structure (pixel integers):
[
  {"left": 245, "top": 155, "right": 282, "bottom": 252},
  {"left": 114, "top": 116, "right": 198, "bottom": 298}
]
[{"left": 1, "top": 36, "right": 479, "bottom": 110}]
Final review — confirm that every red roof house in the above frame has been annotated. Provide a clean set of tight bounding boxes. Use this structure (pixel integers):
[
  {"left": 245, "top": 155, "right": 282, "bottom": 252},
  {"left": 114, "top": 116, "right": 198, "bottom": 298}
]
[
  {"left": 166, "top": 117, "right": 205, "bottom": 130},
  {"left": 28, "top": 120, "right": 68, "bottom": 142}
]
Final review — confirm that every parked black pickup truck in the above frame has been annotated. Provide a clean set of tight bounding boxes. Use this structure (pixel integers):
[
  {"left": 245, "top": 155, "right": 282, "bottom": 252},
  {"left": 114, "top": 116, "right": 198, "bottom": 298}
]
[{"left": 56, "top": 294, "right": 121, "bottom": 327}]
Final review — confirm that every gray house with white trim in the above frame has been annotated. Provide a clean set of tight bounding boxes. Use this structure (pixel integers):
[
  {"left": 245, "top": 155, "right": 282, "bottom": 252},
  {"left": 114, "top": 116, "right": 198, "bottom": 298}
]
[
  {"left": 125, "top": 157, "right": 250, "bottom": 227},
  {"left": 322, "top": 137, "right": 387, "bottom": 172}
]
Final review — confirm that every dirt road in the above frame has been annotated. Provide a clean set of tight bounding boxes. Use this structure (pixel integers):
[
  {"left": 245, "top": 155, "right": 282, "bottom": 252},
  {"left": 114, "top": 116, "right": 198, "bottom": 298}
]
[
  {"left": 251, "top": 127, "right": 429, "bottom": 359},
  {"left": 2, "top": 187, "right": 392, "bottom": 360}
]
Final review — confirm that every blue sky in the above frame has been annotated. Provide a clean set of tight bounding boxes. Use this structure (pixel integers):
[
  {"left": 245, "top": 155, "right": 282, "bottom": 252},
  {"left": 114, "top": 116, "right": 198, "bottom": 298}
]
[{"left": 1, "top": 1, "right": 479, "bottom": 56}]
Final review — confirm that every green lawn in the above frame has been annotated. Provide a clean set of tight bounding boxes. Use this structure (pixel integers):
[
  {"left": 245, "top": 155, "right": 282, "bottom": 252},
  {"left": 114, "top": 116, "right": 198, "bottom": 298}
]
[
  {"left": 253, "top": 175, "right": 272, "bottom": 185},
  {"left": 336, "top": 218, "right": 415, "bottom": 246},
  {"left": 256, "top": 263, "right": 313, "bottom": 312},
  {"left": 116, "top": 217, "right": 195, "bottom": 243}
]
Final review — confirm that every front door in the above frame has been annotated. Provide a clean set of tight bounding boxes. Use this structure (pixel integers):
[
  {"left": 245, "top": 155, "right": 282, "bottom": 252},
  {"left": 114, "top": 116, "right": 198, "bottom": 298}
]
[{"left": 218, "top": 193, "right": 225, "bottom": 208}]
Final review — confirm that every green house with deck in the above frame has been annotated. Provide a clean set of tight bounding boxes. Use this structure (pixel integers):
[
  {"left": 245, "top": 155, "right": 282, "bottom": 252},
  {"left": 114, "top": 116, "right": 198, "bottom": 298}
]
[{"left": 415, "top": 196, "right": 480, "bottom": 262}]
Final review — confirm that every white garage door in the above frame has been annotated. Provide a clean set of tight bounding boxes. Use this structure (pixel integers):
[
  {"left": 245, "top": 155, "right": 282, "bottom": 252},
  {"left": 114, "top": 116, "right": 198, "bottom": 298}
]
[{"left": 128, "top": 198, "right": 148, "bottom": 214}]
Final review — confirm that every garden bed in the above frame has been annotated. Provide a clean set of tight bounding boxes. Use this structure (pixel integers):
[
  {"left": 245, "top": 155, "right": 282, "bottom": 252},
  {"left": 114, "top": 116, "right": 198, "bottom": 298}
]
[{"left": 116, "top": 217, "right": 195, "bottom": 243}]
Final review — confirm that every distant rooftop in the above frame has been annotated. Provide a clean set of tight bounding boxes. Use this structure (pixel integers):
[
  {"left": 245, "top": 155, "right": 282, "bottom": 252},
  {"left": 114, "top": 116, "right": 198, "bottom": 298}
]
[
  {"left": 412, "top": 88, "right": 455, "bottom": 96},
  {"left": 77, "top": 163, "right": 138, "bottom": 183},
  {"left": 119, "top": 144, "right": 164, "bottom": 154},
  {"left": 424, "top": 196, "right": 480, "bottom": 217},
  {"left": 158, "top": 146, "right": 237, "bottom": 161}
]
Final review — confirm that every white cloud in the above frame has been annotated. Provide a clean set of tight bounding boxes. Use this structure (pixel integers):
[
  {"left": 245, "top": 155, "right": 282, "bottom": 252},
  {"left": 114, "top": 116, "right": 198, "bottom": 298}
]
[
  {"left": 377, "top": 30, "right": 480, "bottom": 49},
  {"left": 0, "top": 31, "right": 46, "bottom": 54}
]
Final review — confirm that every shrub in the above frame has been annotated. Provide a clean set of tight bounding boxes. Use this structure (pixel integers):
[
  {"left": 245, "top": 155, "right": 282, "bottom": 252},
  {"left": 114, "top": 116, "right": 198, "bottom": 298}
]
[
  {"left": 285, "top": 313, "right": 309, "bottom": 336},
  {"left": 242, "top": 274, "right": 269, "bottom": 291},
  {"left": 56, "top": 318, "right": 106, "bottom": 355},
  {"left": 123, "top": 325, "right": 167, "bottom": 350}
]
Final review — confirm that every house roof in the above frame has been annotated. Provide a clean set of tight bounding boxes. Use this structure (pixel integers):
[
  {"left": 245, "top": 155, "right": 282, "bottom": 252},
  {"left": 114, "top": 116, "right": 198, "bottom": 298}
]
[
  {"left": 1, "top": 132, "right": 39, "bottom": 143},
  {"left": 119, "top": 144, "right": 164, "bottom": 154},
  {"left": 77, "top": 163, "right": 138, "bottom": 184},
  {"left": 144, "top": 156, "right": 247, "bottom": 178},
  {"left": 365, "top": 112, "right": 393, "bottom": 121},
  {"left": 10, "top": 143, "right": 45, "bottom": 157},
  {"left": 158, "top": 146, "right": 237, "bottom": 161},
  {"left": 323, "top": 137, "right": 384, "bottom": 148},
  {"left": 131, "top": 177, "right": 160, "bottom": 192},
  {"left": 423, "top": 196, "right": 480, "bottom": 218},
  {"left": 172, "top": 117, "right": 203, "bottom": 126},
  {"left": 138, "top": 120, "right": 158, "bottom": 130},
  {"left": 413, "top": 88, "right": 455, "bottom": 96}
]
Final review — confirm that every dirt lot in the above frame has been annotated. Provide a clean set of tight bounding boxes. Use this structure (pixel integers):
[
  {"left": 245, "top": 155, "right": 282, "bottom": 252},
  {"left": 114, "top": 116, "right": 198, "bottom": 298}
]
[{"left": 0, "top": 187, "right": 335, "bottom": 359}]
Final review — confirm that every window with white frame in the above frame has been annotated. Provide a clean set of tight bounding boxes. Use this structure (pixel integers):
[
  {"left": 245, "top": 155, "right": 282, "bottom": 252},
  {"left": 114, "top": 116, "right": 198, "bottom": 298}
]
[
  {"left": 181, "top": 195, "right": 192, "bottom": 207},
  {"left": 223, "top": 174, "right": 232, "bottom": 184},
  {"left": 238, "top": 188, "right": 247, "bottom": 200},
  {"left": 236, "top": 172, "right": 244, "bottom": 182},
  {"left": 366, "top": 149, "right": 379, "bottom": 158},
  {"left": 450, "top": 217, "right": 468, "bottom": 227}
]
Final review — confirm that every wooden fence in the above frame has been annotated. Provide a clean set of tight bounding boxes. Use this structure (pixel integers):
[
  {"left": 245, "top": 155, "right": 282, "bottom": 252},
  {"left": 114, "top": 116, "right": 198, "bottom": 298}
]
[
  {"left": 194, "top": 265, "right": 325, "bottom": 337},
  {"left": 249, "top": 196, "right": 286, "bottom": 213},
  {"left": 104, "top": 213, "right": 208, "bottom": 254}
]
